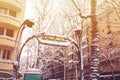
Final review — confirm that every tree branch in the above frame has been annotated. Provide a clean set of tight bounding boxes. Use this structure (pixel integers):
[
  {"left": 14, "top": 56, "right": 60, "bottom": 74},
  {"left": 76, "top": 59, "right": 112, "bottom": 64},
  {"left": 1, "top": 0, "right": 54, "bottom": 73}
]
[{"left": 70, "top": 0, "right": 91, "bottom": 19}]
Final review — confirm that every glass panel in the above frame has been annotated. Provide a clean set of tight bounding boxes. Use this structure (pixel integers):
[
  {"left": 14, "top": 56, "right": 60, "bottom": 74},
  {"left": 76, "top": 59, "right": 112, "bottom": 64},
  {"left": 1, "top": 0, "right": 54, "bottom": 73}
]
[
  {"left": 2, "top": 50, "right": 11, "bottom": 60},
  {"left": 2, "top": 50, "right": 6, "bottom": 59},
  {"left": 6, "top": 28, "right": 14, "bottom": 37},
  {"left": 0, "top": 7, "right": 8, "bottom": 15},
  {"left": 9, "top": 10, "right": 16, "bottom": 17},
  {"left": 0, "top": 8, "right": 3, "bottom": 14},
  {"left": 68, "top": 54, "right": 73, "bottom": 60},
  {"left": 0, "top": 27, "right": 4, "bottom": 35},
  {"left": 6, "top": 51, "right": 10, "bottom": 60},
  {"left": 3, "top": 8, "right": 8, "bottom": 14},
  {"left": 0, "top": 49, "right": 1, "bottom": 59}
]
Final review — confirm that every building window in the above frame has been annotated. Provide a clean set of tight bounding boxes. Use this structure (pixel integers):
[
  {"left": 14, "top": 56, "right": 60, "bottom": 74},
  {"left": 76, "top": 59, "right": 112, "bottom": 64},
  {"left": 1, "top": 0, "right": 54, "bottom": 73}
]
[
  {"left": 69, "top": 61, "right": 73, "bottom": 67},
  {"left": 0, "top": 27, "right": 4, "bottom": 35},
  {"left": 0, "top": 27, "right": 14, "bottom": 38},
  {"left": 9, "top": 9, "right": 16, "bottom": 17},
  {"left": 6, "top": 28, "right": 14, "bottom": 37},
  {"left": 0, "top": 7, "right": 8, "bottom": 14},
  {"left": 0, "top": 8, "right": 2, "bottom": 13},
  {"left": 0, "top": 49, "right": 1, "bottom": 59},
  {"left": 0, "top": 7, "right": 16, "bottom": 17},
  {"left": 68, "top": 54, "right": 73, "bottom": 60},
  {"left": 69, "top": 71, "right": 74, "bottom": 77},
  {"left": 2, "top": 49, "right": 11, "bottom": 60},
  {"left": 3, "top": 8, "right": 8, "bottom": 15}
]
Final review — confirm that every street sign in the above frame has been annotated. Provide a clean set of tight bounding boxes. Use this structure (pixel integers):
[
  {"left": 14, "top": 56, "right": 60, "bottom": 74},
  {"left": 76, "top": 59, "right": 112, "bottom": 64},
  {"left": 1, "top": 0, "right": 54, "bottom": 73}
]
[
  {"left": 38, "top": 34, "right": 71, "bottom": 47},
  {"left": 41, "top": 35, "right": 66, "bottom": 42}
]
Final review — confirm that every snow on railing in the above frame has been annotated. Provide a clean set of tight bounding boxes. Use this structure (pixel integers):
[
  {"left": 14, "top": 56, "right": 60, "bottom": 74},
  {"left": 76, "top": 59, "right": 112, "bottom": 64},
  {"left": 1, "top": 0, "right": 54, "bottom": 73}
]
[
  {"left": 0, "top": 14, "right": 20, "bottom": 25},
  {"left": 0, "top": 59, "right": 13, "bottom": 64},
  {"left": 0, "top": 35, "right": 15, "bottom": 41}
]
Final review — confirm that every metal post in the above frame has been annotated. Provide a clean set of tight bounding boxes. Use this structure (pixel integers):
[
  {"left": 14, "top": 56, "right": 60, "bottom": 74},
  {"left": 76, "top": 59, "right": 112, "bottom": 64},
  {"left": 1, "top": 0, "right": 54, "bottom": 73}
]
[
  {"left": 64, "top": 60, "right": 66, "bottom": 80},
  {"left": 80, "top": 45, "right": 84, "bottom": 80},
  {"left": 75, "top": 66, "right": 78, "bottom": 80},
  {"left": 80, "top": 19, "right": 84, "bottom": 80},
  {"left": 13, "top": 19, "right": 34, "bottom": 80},
  {"left": 74, "top": 29, "right": 83, "bottom": 80}
]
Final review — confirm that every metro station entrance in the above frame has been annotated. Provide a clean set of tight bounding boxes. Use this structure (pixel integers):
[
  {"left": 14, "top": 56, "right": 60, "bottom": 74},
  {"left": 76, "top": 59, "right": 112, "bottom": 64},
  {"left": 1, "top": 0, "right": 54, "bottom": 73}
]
[{"left": 16, "top": 33, "right": 81, "bottom": 80}]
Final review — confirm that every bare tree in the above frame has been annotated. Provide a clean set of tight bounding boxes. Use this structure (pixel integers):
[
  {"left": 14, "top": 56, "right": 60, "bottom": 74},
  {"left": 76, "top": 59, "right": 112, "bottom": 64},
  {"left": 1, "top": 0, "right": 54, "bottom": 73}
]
[
  {"left": 20, "top": 36, "right": 66, "bottom": 73},
  {"left": 30, "top": 0, "right": 53, "bottom": 33},
  {"left": 98, "top": 0, "right": 120, "bottom": 23},
  {"left": 21, "top": 0, "right": 120, "bottom": 80}
]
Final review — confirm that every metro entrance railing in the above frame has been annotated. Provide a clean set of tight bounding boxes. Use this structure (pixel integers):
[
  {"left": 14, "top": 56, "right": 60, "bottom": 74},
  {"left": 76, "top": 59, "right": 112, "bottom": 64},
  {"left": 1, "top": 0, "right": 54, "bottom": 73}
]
[{"left": 15, "top": 33, "right": 83, "bottom": 80}]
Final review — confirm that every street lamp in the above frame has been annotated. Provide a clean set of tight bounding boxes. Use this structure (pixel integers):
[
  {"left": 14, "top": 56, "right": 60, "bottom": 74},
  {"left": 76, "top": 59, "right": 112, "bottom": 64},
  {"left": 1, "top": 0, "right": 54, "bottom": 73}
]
[
  {"left": 74, "top": 29, "right": 84, "bottom": 80},
  {"left": 14, "top": 19, "right": 34, "bottom": 60},
  {"left": 13, "top": 19, "right": 34, "bottom": 80}
]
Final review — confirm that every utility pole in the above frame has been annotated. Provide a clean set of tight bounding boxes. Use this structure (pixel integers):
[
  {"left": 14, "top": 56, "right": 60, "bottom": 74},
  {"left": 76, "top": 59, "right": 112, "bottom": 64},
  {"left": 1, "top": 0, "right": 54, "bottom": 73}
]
[{"left": 90, "top": 0, "right": 100, "bottom": 80}]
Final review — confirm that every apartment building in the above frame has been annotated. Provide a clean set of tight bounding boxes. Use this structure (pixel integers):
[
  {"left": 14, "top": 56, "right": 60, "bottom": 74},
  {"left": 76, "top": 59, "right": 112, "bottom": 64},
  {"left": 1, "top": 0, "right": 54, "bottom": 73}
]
[{"left": 0, "top": 0, "right": 26, "bottom": 79}]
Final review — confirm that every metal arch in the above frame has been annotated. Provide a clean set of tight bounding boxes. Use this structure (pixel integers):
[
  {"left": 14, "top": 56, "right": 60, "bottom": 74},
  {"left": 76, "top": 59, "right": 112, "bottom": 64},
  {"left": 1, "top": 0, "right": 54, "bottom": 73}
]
[
  {"left": 18, "top": 35, "right": 41, "bottom": 64},
  {"left": 17, "top": 33, "right": 82, "bottom": 79}
]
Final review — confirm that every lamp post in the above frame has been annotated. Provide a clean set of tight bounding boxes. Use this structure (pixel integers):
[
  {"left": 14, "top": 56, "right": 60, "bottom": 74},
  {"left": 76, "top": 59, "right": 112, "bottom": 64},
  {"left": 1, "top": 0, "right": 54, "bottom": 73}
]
[
  {"left": 13, "top": 19, "right": 34, "bottom": 80},
  {"left": 63, "top": 57, "right": 66, "bottom": 80},
  {"left": 74, "top": 29, "right": 84, "bottom": 80},
  {"left": 14, "top": 20, "right": 34, "bottom": 61}
]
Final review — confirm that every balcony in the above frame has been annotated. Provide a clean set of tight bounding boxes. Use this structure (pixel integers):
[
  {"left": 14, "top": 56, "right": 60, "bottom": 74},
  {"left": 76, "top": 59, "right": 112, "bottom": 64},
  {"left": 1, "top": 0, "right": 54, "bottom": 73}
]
[
  {"left": 0, "top": 14, "right": 21, "bottom": 27},
  {"left": 0, "top": 59, "right": 13, "bottom": 64},
  {"left": 0, "top": 35, "right": 15, "bottom": 47},
  {"left": 0, "top": 0, "right": 23, "bottom": 11}
]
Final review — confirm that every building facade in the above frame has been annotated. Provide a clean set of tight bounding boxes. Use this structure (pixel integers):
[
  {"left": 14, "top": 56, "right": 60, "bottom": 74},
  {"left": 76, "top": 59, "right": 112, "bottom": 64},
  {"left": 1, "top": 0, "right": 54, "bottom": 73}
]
[{"left": 0, "top": 0, "right": 26, "bottom": 79}]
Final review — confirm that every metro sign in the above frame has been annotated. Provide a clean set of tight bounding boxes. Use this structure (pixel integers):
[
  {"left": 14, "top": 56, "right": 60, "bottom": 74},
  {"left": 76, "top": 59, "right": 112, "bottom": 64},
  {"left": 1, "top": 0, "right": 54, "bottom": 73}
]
[
  {"left": 42, "top": 35, "right": 66, "bottom": 42},
  {"left": 38, "top": 34, "right": 71, "bottom": 47}
]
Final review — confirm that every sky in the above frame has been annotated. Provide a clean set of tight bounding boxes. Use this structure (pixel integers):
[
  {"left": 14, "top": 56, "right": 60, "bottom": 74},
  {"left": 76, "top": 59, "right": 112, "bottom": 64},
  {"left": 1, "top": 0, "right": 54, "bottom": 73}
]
[
  {"left": 22, "top": 0, "right": 34, "bottom": 43},
  {"left": 25, "top": 0, "right": 34, "bottom": 19}
]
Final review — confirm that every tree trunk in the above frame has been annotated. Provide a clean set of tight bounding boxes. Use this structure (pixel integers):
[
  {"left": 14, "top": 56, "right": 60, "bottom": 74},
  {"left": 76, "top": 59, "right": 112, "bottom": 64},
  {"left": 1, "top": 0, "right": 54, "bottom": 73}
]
[{"left": 90, "top": 0, "right": 100, "bottom": 80}]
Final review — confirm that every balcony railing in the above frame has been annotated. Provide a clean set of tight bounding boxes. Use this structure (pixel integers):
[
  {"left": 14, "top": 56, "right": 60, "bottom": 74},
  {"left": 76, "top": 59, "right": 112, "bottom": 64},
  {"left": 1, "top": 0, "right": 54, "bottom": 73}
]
[
  {"left": 0, "top": 59, "right": 13, "bottom": 64},
  {"left": 0, "top": 35, "right": 15, "bottom": 41},
  {"left": 0, "top": 14, "right": 21, "bottom": 27},
  {"left": 0, "top": 0, "right": 23, "bottom": 11},
  {"left": 0, "top": 35, "right": 16, "bottom": 47}
]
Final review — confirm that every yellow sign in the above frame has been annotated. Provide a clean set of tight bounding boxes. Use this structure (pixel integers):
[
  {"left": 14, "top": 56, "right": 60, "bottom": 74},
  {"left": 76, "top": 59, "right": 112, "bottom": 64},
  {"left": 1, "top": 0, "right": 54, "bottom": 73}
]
[
  {"left": 41, "top": 35, "right": 67, "bottom": 42},
  {"left": 38, "top": 34, "right": 70, "bottom": 46}
]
